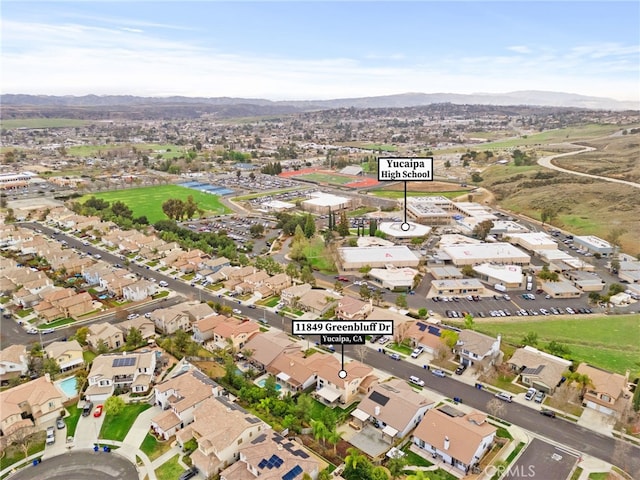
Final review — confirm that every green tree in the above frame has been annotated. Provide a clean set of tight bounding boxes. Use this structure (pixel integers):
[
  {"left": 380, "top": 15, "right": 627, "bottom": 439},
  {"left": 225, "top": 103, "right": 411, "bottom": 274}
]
[
  {"left": 473, "top": 219, "right": 494, "bottom": 240},
  {"left": 387, "top": 456, "right": 408, "bottom": 479},
  {"left": 395, "top": 294, "right": 407, "bottom": 309},
  {"left": 125, "top": 327, "right": 144, "bottom": 349},
  {"left": 311, "top": 419, "right": 328, "bottom": 446},
  {"left": 521, "top": 331, "right": 538, "bottom": 346},
  {"left": 326, "top": 429, "right": 341, "bottom": 455},
  {"left": 464, "top": 313, "right": 474, "bottom": 329},
  {"left": 359, "top": 264, "right": 372, "bottom": 279},
  {"left": 461, "top": 264, "right": 475, "bottom": 277},
  {"left": 304, "top": 214, "right": 316, "bottom": 238},
  {"left": 184, "top": 195, "right": 198, "bottom": 219},
  {"left": 43, "top": 357, "right": 60, "bottom": 379},
  {"left": 250, "top": 224, "right": 265, "bottom": 238},
  {"left": 104, "top": 395, "right": 125, "bottom": 416},
  {"left": 73, "top": 326, "right": 89, "bottom": 346},
  {"left": 565, "top": 371, "right": 593, "bottom": 400},
  {"left": 440, "top": 330, "right": 459, "bottom": 349},
  {"left": 359, "top": 284, "right": 372, "bottom": 301},
  {"left": 75, "top": 369, "right": 88, "bottom": 393},
  {"left": 540, "top": 206, "right": 558, "bottom": 226},
  {"left": 337, "top": 211, "right": 350, "bottom": 237}
]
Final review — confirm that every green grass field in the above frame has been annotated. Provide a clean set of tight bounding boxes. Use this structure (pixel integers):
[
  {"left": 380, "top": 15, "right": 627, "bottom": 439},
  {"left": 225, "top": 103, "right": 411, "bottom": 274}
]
[
  {"left": 154, "top": 454, "right": 186, "bottom": 480},
  {"left": 100, "top": 403, "right": 151, "bottom": 441},
  {"left": 296, "top": 172, "right": 355, "bottom": 185},
  {"left": 302, "top": 237, "right": 337, "bottom": 273},
  {"left": 80, "top": 185, "right": 230, "bottom": 223},
  {"left": 0, "top": 118, "right": 91, "bottom": 129},
  {"left": 469, "top": 315, "right": 640, "bottom": 375}
]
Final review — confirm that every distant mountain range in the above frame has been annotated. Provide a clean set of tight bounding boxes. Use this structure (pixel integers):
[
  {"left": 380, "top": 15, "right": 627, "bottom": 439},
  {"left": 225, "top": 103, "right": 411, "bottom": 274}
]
[{"left": 2, "top": 90, "right": 638, "bottom": 111}]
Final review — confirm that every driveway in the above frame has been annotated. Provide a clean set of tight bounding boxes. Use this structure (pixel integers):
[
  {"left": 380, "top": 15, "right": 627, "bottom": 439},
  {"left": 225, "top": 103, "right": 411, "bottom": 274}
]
[{"left": 73, "top": 406, "right": 106, "bottom": 449}]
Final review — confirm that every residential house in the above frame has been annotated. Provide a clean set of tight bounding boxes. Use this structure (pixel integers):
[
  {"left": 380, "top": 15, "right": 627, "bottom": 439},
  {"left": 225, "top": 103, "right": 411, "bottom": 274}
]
[
  {"left": 101, "top": 271, "right": 137, "bottom": 298},
  {"left": 413, "top": 408, "right": 496, "bottom": 474},
  {"left": 177, "top": 396, "right": 267, "bottom": 478},
  {"left": 45, "top": 340, "right": 84, "bottom": 373},
  {"left": 295, "top": 289, "right": 341, "bottom": 316},
  {"left": 117, "top": 317, "right": 156, "bottom": 343},
  {"left": 241, "top": 331, "right": 301, "bottom": 372},
  {"left": 84, "top": 351, "right": 156, "bottom": 402},
  {"left": 55, "top": 291, "right": 93, "bottom": 318},
  {"left": 266, "top": 352, "right": 325, "bottom": 392},
  {"left": 219, "top": 430, "right": 320, "bottom": 480},
  {"left": 351, "top": 379, "right": 435, "bottom": 443},
  {"left": 315, "top": 358, "right": 376, "bottom": 406},
  {"left": 454, "top": 331, "right": 501, "bottom": 368},
  {"left": 202, "top": 256, "right": 231, "bottom": 273},
  {"left": 280, "top": 283, "right": 313, "bottom": 307},
  {"left": 576, "top": 364, "right": 631, "bottom": 416},
  {"left": 82, "top": 264, "right": 114, "bottom": 286},
  {"left": 211, "top": 317, "right": 260, "bottom": 352},
  {"left": 0, "top": 375, "right": 64, "bottom": 437},
  {"left": 151, "top": 305, "right": 192, "bottom": 334},
  {"left": 192, "top": 314, "right": 227, "bottom": 345},
  {"left": 182, "top": 302, "right": 215, "bottom": 323},
  {"left": 508, "top": 346, "right": 572, "bottom": 395},
  {"left": 0, "top": 344, "right": 29, "bottom": 383},
  {"left": 151, "top": 369, "right": 222, "bottom": 440},
  {"left": 122, "top": 279, "right": 157, "bottom": 302},
  {"left": 236, "top": 270, "right": 270, "bottom": 295},
  {"left": 406, "top": 321, "right": 447, "bottom": 356},
  {"left": 264, "top": 273, "right": 291, "bottom": 296},
  {"left": 86, "top": 322, "right": 124, "bottom": 351},
  {"left": 335, "top": 296, "right": 373, "bottom": 321}
]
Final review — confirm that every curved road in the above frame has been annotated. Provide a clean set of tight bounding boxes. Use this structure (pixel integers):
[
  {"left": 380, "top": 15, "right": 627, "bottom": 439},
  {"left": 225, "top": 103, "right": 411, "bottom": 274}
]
[{"left": 537, "top": 143, "right": 640, "bottom": 190}]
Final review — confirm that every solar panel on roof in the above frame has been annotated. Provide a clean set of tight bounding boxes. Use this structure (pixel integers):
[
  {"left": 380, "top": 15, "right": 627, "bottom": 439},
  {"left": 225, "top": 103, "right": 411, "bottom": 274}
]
[
  {"left": 282, "top": 465, "right": 303, "bottom": 480},
  {"left": 417, "top": 322, "right": 427, "bottom": 331},
  {"left": 112, "top": 357, "right": 136, "bottom": 367},
  {"left": 258, "top": 459, "right": 268, "bottom": 469},
  {"left": 369, "top": 390, "right": 390, "bottom": 406}
]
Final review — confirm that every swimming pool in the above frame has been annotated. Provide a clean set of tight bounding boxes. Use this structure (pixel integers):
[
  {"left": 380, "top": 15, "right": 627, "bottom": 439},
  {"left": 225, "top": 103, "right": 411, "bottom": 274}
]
[
  {"left": 256, "top": 378, "right": 282, "bottom": 391},
  {"left": 56, "top": 376, "right": 78, "bottom": 398}
]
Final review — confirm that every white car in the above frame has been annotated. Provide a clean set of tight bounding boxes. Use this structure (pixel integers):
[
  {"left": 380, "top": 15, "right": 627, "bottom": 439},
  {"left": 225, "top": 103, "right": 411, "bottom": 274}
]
[
  {"left": 409, "top": 375, "right": 425, "bottom": 387},
  {"left": 158, "top": 280, "right": 169, "bottom": 287},
  {"left": 232, "top": 309, "right": 242, "bottom": 315},
  {"left": 127, "top": 313, "right": 139, "bottom": 320},
  {"left": 494, "top": 392, "right": 513, "bottom": 403},
  {"left": 410, "top": 347, "right": 424, "bottom": 358}
]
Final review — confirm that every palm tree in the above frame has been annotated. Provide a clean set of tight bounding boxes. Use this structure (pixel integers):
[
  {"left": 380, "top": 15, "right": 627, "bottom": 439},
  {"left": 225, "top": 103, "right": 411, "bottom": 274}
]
[
  {"left": 326, "top": 429, "right": 341, "bottom": 455},
  {"left": 311, "top": 419, "right": 328, "bottom": 446},
  {"left": 344, "top": 447, "right": 366, "bottom": 471}
]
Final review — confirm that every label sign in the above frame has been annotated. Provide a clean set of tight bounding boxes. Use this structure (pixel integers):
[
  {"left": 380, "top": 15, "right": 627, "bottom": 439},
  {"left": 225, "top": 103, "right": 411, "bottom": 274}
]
[
  {"left": 291, "top": 320, "right": 393, "bottom": 336},
  {"left": 378, "top": 157, "right": 434, "bottom": 182}
]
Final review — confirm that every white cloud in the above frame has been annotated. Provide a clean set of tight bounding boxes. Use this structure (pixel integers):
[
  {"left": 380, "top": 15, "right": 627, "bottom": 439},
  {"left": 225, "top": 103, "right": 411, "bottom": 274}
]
[
  {"left": 1, "top": 19, "right": 638, "bottom": 102},
  {"left": 507, "top": 45, "right": 531, "bottom": 54}
]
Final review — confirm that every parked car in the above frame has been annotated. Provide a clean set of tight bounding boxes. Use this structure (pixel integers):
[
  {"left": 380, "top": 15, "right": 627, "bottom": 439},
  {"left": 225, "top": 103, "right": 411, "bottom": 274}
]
[
  {"left": 409, "top": 375, "right": 425, "bottom": 387},
  {"left": 46, "top": 426, "right": 55, "bottom": 445},
  {"left": 540, "top": 409, "right": 556, "bottom": 418},
  {"left": 82, "top": 401, "right": 94, "bottom": 416},
  {"left": 410, "top": 347, "right": 424, "bottom": 358},
  {"left": 494, "top": 392, "right": 513, "bottom": 403},
  {"left": 378, "top": 336, "right": 390, "bottom": 345},
  {"left": 93, "top": 404, "right": 104, "bottom": 417},
  {"left": 178, "top": 467, "right": 199, "bottom": 480},
  {"left": 56, "top": 416, "right": 65, "bottom": 429},
  {"left": 525, "top": 388, "right": 537, "bottom": 401},
  {"left": 534, "top": 391, "right": 546, "bottom": 403},
  {"left": 432, "top": 369, "right": 446, "bottom": 378},
  {"left": 389, "top": 353, "right": 401, "bottom": 361},
  {"left": 454, "top": 364, "right": 467, "bottom": 375}
]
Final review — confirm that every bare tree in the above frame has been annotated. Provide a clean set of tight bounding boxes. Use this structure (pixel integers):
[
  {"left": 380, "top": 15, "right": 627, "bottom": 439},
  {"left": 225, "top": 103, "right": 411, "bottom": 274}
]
[
  {"left": 7, "top": 426, "right": 35, "bottom": 460},
  {"left": 354, "top": 345, "right": 369, "bottom": 364},
  {"left": 486, "top": 398, "right": 506, "bottom": 419}
]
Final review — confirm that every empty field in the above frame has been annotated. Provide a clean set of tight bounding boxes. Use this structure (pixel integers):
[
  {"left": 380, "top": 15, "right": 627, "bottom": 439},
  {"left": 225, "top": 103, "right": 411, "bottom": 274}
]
[
  {"left": 0, "top": 118, "right": 92, "bottom": 129},
  {"left": 470, "top": 314, "right": 640, "bottom": 375},
  {"left": 80, "top": 185, "right": 230, "bottom": 223}
]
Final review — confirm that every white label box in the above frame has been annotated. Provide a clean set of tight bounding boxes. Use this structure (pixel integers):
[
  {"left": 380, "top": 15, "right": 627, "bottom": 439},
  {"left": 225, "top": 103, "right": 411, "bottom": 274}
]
[
  {"left": 291, "top": 320, "right": 394, "bottom": 336},
  {"left": 378, "top": 157, "right": 434, "bottom": 182}
]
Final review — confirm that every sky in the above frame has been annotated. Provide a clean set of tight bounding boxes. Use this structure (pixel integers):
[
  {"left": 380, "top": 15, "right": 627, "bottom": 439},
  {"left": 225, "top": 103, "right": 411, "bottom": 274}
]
[{"left": 1, "top": 1, "right": 639, "bottom": 102}]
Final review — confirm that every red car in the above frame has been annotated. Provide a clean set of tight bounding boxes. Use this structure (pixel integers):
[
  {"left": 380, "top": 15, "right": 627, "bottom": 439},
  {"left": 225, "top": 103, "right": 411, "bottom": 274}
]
[{"left": 93, "top": 405, "right": 103, "bottom": 417}]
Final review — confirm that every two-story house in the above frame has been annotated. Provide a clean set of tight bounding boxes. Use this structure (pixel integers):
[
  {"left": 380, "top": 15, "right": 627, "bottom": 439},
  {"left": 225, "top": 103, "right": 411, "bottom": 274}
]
[
  {"left": 241, "top": 331, "right": 302, "bottom": 372},
  {"left": 576, "top": 363, "right": 631, "bottom": 416},
  {"left": 84, "top": 351, "right": 156, "bottom": 402},
  {"left": 0, "top": 344, "right": 29, "bottom": 383},
  {"left": 122, "top": 279, "right": 157, "bottom": 302},
  {"left": 45, "top": 340, "right": 84, "bottom": 373},
  {"left": 454, "top": 331, "right": 501, "bottom": 368},
  {"left": 177, "top": 396, "right": 267, "bottom": 478},
  {"left": 151, "top": 368, "right": 222, "bottom": 440},
  {"left": 351, "top": 379, "right": 435, "bottom": 444},
  {"left": 335, "top": 296, "right": 373, "bottom": 321},
  {"left": 266, "top": 352, "right": 325, "bottom": 393},
  {"left": 315, "top": 359, "right": 376, "bottom": 406},
  {"left": 280, "top": 283, "right": 313, "bottom": 307},
  {"left": 219, "top": 431, "right": 320, "bottom": 480},
  {"left": 87, "top": 322, "right": 124, "bottom": 351},
  {"left": 413, "top": 408, "right": 496, "bottom": 474},
  {"left": 0, "top": 375, "right": 64, "bottom": 436},
  {"left": 151, "top": 305, "right": 192, "bottom": 334}
]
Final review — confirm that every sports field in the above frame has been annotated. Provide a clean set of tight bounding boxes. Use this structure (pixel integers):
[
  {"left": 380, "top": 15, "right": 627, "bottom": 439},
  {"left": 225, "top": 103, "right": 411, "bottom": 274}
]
[
  {"left": 469, "top": 314, "right": 640, "bottom": 375},
  {"left": 79, "top": 185, "right": 230, "bottom": 223},
  {"left": 295, "top": 172, "right": 356, "bottom": 185}
]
